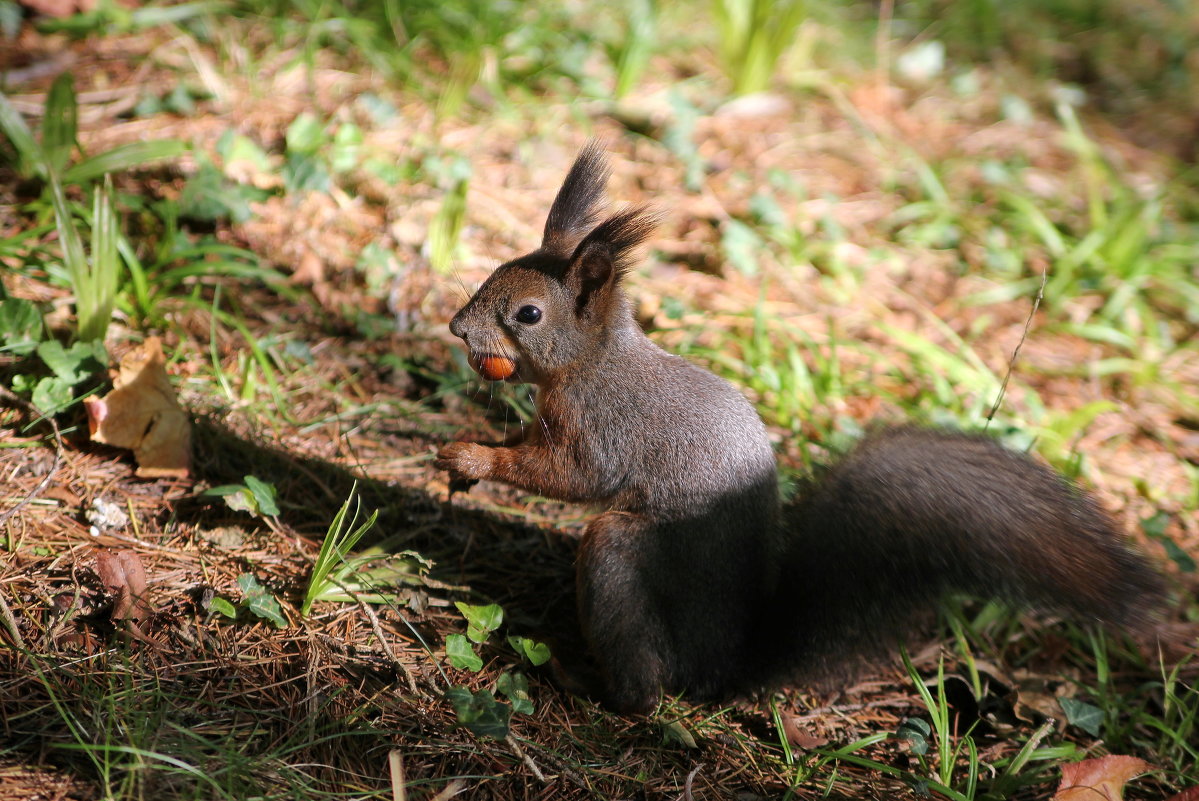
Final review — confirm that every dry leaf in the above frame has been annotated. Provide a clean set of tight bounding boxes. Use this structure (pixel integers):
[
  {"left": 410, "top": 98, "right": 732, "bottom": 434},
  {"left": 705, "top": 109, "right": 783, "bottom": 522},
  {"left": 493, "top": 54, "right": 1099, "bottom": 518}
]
[
  {"left": 1053, "top": 755, "right": 1151, "bottom": 801},
  {"left": 83, "top": 337, "right": 191, "bottom": 478},
  {"left": 1165, "top": 788, "right": 1199, "bottom": 801},
  {"left": 19, "top": 0, "right": 94, "bottom": 17},
  {"left": 95, "top": 549, "right": 151, "bottom": 623},
  {"left": 779, "top": 714, "right": 829, "bottom": 750},
  {"left": 292, "top": 250, "right": 325, "bottom": 285}
]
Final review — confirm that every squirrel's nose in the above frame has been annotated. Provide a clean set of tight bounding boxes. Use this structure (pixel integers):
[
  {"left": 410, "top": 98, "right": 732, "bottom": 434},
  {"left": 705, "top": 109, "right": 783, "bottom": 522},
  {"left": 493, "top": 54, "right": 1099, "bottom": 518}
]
[{"left": 449, "top": 314, "right": 466, "bottom": 340}]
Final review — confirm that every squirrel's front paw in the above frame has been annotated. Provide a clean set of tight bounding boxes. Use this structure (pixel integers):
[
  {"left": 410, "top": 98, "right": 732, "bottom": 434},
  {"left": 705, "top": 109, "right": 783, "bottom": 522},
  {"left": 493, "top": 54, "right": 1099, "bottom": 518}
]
[{"left": 435, "top": 441, "right": 494, "bottom": 482}]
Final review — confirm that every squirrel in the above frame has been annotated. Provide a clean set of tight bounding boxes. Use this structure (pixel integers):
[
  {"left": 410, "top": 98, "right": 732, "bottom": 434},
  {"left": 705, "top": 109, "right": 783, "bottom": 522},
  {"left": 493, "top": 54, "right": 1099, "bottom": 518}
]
[{"left": 434, "top": 143, "right": 1166, "bottom": 714}]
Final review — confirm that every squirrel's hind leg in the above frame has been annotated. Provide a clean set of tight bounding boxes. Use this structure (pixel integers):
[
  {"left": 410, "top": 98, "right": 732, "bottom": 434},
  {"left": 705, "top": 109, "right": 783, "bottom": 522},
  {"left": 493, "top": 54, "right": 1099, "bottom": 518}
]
[{"left": 576, "top": 511, "right": 671, "bottom": 714}]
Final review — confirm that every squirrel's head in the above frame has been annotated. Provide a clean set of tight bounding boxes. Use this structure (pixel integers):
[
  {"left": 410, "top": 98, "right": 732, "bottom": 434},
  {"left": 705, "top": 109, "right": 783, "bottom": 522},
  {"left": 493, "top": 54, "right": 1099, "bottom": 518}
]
[{"left": 449, "top": 143, "right": 657, "bottom": 384}]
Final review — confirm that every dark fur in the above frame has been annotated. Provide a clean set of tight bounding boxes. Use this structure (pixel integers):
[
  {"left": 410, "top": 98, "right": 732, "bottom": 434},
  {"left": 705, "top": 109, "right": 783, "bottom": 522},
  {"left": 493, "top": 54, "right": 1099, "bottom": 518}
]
[
  {"left": 437, "top": 146, "right": 1166, "bottom": 713},
  {"left": 542, "top": 141, "right": 611, "bottom": 257}
]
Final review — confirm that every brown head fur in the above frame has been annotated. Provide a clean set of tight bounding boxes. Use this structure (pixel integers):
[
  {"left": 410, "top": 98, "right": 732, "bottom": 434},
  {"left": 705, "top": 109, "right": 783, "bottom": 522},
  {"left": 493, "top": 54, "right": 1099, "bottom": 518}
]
[{"left": 450, "top": 145, "right": 657, "bottom": 384}]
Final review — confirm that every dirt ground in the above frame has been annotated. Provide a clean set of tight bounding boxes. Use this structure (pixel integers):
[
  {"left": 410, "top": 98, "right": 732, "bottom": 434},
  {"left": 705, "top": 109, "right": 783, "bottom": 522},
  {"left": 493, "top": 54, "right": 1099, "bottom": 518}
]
[{"left": 2, "top": 21, "right": 1198, "bottom": 800}]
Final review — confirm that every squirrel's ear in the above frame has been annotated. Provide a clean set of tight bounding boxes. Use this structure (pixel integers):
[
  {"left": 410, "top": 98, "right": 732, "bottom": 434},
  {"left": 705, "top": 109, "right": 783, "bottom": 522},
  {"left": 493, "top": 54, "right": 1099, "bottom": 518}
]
[
  {"left": 565, "top": 206, "right": 658, "bottom": 316},
  {"left": 542, "top": 142, "right": 610, "bottom": 257}
]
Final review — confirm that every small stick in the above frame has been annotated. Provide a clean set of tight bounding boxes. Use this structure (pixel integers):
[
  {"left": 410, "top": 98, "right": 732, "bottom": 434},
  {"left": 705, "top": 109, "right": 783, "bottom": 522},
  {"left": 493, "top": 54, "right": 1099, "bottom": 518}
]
[
  {"left": 682, "top": 763, "right": 703, "bottom": 801},
  {"left": 0, "top": 588, "right": 26, "bottom": 650},
  {"left": 506, "top": 735, "right": 546, "bottom": 783},
  {"left": 986, "top": 268, "right": 1048, "bottom": 427},
  {"left": 388, "top": 749, "right": 406, "bottom": 801},
  {"left": 359, "top": 598, "right": 420, "bottom": 695}
]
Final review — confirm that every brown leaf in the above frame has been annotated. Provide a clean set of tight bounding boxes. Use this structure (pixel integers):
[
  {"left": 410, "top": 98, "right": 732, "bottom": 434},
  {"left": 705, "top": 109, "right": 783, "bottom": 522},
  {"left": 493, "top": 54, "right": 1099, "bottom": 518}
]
[
  {"left": 95, "top": 549, "right": 151, "bottom": 623},
  {"left": 1053, "top": 755, "right": 1151, "bottom": 801},
  {"left": 292, "top": 250, "right": 325, "bottom": 286},
  {"left": 42, "top": 485, "right": 82, "bottom": 507},
  {"left": 1165, "top": 788, "right": 1199, "bottom": 801},
  {"left": 83, "top": 337, "right": 191, "bottom": 479},
  {"left": 19, "top": 0, "right": 93, "bottom": 17},
  {"left": 780, "top": 714, "right": 829, "bottom": 750}
]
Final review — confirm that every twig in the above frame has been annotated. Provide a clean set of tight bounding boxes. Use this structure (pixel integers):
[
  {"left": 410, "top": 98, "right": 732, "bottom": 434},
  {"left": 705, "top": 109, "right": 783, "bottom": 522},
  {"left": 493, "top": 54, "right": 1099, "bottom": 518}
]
[
  {"left": 388, "top": 749, "right": 407, "bottom": 801},
  {"left": 0, "top": 387, "right": 65, "bottom": 530},
  {"left": 681, "top": 763, "right": 703, "bottom": 801},
  {"left": 359, "top": 598, "right": 420, "bottom": 695},
  {"left": 986, "top": 268, "right": 1047, "bottom": 428},
  {"left": 0, "top": 587, "right": 27, "bottom": 650},
  {"left": 506, "top": 735, "right": 546, "bottom": 783},
  {"left": 511, "top": 739, "right": 592, "bottom": 791},
  {"left": 790, "top": 696, "right": 918, "bottom": 723}
]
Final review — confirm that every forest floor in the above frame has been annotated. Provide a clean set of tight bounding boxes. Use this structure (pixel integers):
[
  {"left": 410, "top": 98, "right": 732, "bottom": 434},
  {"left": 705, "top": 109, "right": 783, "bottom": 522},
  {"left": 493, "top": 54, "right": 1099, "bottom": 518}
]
[{"left": 1, "top": 4, "right": 1198, "bottom": 799}]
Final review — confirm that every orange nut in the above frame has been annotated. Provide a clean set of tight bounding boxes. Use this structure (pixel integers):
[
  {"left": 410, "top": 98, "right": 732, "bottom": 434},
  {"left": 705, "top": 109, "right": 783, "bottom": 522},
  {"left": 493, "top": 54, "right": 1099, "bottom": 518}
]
[{"left": 474, "top": 354, "right": 517, "bottom": 381}]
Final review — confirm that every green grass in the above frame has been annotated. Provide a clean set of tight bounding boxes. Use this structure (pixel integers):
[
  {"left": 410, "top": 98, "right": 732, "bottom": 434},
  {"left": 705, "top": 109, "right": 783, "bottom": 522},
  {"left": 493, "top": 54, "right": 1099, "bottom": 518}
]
[
  {"left": 713, "top": 0, "right": 808, "bottom": 95},
  {"left": 0, "top": 74, "right": 187, "bottom": 344},
  {"left": 9, "top": 647, "right": 400, "bottom": 800}
]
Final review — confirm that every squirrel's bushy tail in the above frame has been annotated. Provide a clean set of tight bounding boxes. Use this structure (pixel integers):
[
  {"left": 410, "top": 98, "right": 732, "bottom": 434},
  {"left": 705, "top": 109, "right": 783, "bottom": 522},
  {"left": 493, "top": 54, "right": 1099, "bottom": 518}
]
[{"left": 757, "top": 426, "right": 1165, "bottom": 686}]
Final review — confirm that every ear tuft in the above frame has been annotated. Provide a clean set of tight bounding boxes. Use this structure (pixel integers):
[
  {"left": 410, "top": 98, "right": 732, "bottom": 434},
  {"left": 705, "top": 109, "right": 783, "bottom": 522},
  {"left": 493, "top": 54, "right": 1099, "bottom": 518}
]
[
  {"left": 542, "top": 142, "right": 610, "bottom": 256},
  {"left": 571, "top": 205, "right": 660, "bottom": 281}
]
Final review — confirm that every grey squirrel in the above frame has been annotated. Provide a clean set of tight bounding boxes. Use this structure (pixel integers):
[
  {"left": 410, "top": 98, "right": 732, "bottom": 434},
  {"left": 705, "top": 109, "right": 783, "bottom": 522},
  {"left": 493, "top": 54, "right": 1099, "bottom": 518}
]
[{"left": 435, "top": 143, "right": 1165, "bottom": 714}]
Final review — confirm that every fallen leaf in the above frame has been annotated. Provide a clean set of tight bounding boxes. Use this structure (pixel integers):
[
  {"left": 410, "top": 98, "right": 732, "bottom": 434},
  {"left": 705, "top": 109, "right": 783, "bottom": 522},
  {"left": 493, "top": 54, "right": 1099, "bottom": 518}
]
[
  {"left": 94, "top": 549, "right": 151, "bottom": 623},
  {"left": 41, "top": 485, "right": 82, "bottom": 507},
  {"left": 83, "top": 337, "right": 191, "bottom": 478},
  {"left": 19, "top": 0, "right": 94, "bottom": 17},
  {"left": 1053, "top": 755, "right": 1151, "bottom": 801},
  {"left": 1165, "top": 788, "right": 1199, "bottom": 801},
  {"left": 780, "top": 714, "right": 829, "bottom": 750},
  {"left": 292, "top": 249, "right": 325, "bottom": 285}
]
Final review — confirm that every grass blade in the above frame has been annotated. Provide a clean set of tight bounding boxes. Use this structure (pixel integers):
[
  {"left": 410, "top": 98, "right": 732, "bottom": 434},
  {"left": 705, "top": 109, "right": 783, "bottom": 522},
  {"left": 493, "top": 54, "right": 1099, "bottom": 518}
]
[
  {"left": 0, "top": 88, "right": 43, "bottom": 177},
  {"left": 47, "top": 171, "right": 91, "bottom": 324},
  {"left": 63, "top": 139, "right": 189, "bottom": 184},
  {"left": 84, "top": 175, "right": 120, "bottom": 343},
  {"left": 42, "top": 73, "right": 77, "bottom": 174}
]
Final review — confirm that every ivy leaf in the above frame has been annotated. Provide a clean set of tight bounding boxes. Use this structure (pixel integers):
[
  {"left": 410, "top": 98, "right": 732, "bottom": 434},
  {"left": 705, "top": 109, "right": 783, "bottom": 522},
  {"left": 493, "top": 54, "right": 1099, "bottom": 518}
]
[
  {"left": 37, "top": 339, "right": 105, "bottom": 385},
  {"left": 205, "top": 476, "right": 279, "bottom": 517},
  {"left": 0, "top": 298, "right": 44, "bottom": 356},
  {"left": 217, "top": 130, "right": 272, "bottom": 171},
  {"left": 285, "top": 112, "right": 325, "bottom": 154},
  {"left": 445, "top": 633, "right": 483, "bottom": 672},
  {"left": 242, "top": 475, "right": 280, "bottom": 516},
  {"left": 221, "top": 487, "right": 257, "bottom": 514},
  {"left": 455, "top": 602, "right": 503, "bottom": 644},
  {"left": 32, "top": 377, "right": 73, "bottom": 414},
  {"left": 896, "top": 717, "right": 931, "bottom": 755},
  {"left": 1059, "top": 698, "right": 1104, "bottom": 737},
  {"left": 237, "top": 573, "right": 287, "bottom": 628},
  {"left": 330, "top": 123, "right": 363, "bottom": 172},
  {"left": 209, "top": 596, "right": 237, "bottom": 618},
  {"left": 445, "top": 687, "right": 510, "bottom": 739},
  {"left": 283, "top": 153, "right": 331, "bottom": 193},
  {"left": 496, "top": 672, "right": 533, "bottom": 716},
  {"left": 507, "top": 635, "right": 552, "bottom": 666}
]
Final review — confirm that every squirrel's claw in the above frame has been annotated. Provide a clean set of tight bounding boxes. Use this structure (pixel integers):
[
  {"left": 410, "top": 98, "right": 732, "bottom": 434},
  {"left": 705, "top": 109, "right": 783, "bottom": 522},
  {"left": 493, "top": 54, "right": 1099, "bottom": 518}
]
[
  {"left": 436, "top": 442, "right": 490, "bottom": 495},
  {"left": 448, "top": 474, "right": 479, "bottom": 495}
]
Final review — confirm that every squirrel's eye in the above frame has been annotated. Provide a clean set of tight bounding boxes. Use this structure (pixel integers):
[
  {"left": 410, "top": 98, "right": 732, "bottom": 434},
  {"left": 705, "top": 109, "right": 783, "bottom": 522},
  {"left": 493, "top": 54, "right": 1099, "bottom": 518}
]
[{"left": 515, "top": 305, "right": 542, "bottom": 325}]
